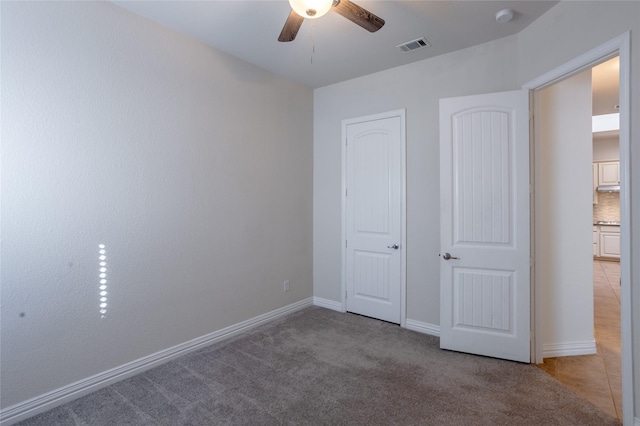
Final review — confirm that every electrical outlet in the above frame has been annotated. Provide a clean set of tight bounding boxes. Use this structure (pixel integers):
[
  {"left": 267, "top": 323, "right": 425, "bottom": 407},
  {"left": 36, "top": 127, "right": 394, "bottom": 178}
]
[{"left": 283, "top": 280, "right": 290, "bottom": 292}]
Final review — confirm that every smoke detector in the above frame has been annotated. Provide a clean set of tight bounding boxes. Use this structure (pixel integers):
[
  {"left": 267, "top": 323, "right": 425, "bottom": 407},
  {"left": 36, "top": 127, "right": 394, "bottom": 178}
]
[{"left": 495, "top": 8, "right": 514, "bottom": 23}]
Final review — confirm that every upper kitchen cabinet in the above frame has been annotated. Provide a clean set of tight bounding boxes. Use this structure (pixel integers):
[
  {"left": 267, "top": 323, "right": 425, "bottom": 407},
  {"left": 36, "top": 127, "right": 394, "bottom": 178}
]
[{"left": 598, "top": 161, "right": 620, "bottom": 185}]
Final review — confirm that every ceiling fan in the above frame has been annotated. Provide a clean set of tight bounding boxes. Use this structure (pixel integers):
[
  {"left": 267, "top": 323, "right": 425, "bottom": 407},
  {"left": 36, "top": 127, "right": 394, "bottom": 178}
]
[{"left": 278, "top": 0, "right": 385, "bottom": 42}]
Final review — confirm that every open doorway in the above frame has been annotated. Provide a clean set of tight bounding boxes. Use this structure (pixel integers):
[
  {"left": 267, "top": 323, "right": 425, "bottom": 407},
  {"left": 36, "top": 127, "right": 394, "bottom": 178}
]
[
  {"left": 590, "top": 56, "right": 622, "bottom": 419},
  {"left": 531, "top": 53, "right": 624, "bottom": 422}
]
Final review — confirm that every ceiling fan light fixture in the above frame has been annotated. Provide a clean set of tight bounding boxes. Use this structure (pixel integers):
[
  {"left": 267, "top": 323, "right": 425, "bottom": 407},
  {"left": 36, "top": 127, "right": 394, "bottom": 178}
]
[{"left": 289, "top": 0, "right": 333, "bottom": 19}]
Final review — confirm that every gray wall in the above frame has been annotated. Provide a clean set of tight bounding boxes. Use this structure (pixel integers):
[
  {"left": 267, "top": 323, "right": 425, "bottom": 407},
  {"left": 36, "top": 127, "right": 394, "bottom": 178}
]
[
  {"left": 1, "top": 1, "right": 313, "bottom": 409},
  {"left": 313, "top": 36, "right": 520, "bottom": 326}
]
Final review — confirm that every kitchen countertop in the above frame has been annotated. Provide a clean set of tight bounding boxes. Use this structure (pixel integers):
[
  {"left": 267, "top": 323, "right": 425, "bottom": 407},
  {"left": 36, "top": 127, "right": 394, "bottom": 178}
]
[{"left": 594, "top": 221, "right": 621, "bottom": 226}]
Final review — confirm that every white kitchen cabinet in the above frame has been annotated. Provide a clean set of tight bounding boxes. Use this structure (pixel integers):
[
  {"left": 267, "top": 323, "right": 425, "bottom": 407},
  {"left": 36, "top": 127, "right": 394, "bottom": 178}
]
[
  {"left": 593, "top": 226, "right": 599, "bottom": 256},
  {"left": 599, "top": 225, "right": 620, "bottom": 259},
  {"left": 597, "top": 161, "right": 620, "bottom": 186}
]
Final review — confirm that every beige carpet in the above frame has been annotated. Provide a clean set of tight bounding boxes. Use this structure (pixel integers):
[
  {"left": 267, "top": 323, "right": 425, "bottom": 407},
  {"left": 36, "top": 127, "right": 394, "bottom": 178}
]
[{"left": 17, "top": 306, "right": 620, "bottom": 425}]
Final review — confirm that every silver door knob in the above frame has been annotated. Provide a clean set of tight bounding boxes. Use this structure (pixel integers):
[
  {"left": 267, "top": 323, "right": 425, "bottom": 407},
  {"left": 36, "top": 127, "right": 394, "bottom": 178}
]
[
  {"left": 442, "top": 252, "right": 459, "bottom": 260},
  {"left": 387, "top": 244, "right": 399, "bottom": 250}
]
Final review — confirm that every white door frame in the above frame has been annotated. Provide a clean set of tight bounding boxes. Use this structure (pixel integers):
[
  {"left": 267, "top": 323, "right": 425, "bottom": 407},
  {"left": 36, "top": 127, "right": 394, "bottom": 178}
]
[
  {"left": 340, "top": 109, "right": 407, "bottom": 327},
  {"left": 523, "top": 32, "right": 632, "bottom": 425}
]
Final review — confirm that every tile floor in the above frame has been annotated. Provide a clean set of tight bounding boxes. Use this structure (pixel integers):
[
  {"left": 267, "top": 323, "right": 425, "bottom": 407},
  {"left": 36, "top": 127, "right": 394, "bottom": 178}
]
[{"left": 537, "top": 260, "right": 622, "bottom": 422}]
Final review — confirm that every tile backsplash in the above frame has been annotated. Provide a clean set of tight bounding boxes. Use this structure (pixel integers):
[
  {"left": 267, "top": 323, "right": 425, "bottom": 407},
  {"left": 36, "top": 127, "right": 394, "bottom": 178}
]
[{"left": 593, "top": 191, "right": 620, "bottom": 222}]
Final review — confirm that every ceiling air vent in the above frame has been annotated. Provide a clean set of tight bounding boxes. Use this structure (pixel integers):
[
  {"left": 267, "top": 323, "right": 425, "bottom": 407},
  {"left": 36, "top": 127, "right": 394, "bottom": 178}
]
[{"left": 397, "top": 37, "right": 431, "bottom": 53}]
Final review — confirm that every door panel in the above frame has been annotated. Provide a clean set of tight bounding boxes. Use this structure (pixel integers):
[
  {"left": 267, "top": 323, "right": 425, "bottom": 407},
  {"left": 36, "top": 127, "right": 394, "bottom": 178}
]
[
  {"left": 354, "top": 250, "right": 391, "bottom": 301},
  {"left": 453, "top": 268, "right": 513, "bottom": 332},
  {"left": 345, "top": 114, "right": 403, "bottom": 324},
  {"left": 440, "top": 90, "right": 530, "bottom": 362},
  {"left": 455, "top": 109, "right": 512, "bottom": 245}
]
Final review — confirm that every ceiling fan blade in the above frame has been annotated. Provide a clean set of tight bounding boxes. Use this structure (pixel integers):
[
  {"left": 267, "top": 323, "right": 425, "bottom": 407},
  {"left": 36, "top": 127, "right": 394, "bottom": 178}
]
[
  {"left": 278, "top": 10, "right": 305, "bottom": 42},
  {"left": 332, "top": 0, "right": 385, "bottom": 33}
]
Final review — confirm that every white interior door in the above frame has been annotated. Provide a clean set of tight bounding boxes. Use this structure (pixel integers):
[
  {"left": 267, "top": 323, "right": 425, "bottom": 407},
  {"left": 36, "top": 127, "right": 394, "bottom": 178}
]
[
  {"left": 344, "top": 111, "right": 405, "bottom": 324},
  {"left": 439, "top": 90, "right": 530, "bottom": 362}
]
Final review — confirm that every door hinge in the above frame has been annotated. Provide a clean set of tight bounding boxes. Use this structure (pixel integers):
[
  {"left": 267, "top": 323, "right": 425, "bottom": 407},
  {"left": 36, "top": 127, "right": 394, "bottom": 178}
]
[
  {"left": 345, "top": 188, "right": 348, "bottom": 197},
  {"left": 345, "top": 239, "right": 348, "bottom": 248}
]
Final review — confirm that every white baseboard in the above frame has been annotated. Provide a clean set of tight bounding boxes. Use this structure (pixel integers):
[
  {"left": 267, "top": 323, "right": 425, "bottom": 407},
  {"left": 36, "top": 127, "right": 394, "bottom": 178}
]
[
  {"left": 313, "top": 296, "right": 344, "bottom": 312},
  {"left": 542, "top": 340, "right": 597, "bottom": 358},
  {"left": 405, "top": 319, "right": 440, "bottom": 337},
  {"left": 0, "top": 297, "right": 313, "bottom": 426}
]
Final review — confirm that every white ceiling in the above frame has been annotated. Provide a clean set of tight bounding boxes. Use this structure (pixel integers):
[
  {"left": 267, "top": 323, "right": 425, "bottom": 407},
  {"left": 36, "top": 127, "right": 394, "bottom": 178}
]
[{"left": 112, "top": 0, "right": 558, "bottom": 89}]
